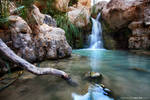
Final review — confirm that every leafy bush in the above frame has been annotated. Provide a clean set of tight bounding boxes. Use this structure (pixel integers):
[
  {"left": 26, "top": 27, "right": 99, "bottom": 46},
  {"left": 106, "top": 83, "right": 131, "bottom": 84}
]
[{"left": 56, "top": 14, "right": 84, "bottom": 48}]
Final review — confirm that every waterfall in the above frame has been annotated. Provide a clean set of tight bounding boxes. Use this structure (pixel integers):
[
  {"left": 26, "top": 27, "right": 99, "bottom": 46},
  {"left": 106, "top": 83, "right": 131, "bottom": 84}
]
[
  {"left": 91, "top": 0, "right": 111, "bottom": 6},
  {"left": 89, "top": 13, "right": 104, "bottom": 49}
]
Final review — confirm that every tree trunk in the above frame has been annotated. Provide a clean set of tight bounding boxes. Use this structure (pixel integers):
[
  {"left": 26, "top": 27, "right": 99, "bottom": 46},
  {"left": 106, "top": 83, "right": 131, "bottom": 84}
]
[{"left": 0, "top": 39, "right": 68, "bottom": 78}]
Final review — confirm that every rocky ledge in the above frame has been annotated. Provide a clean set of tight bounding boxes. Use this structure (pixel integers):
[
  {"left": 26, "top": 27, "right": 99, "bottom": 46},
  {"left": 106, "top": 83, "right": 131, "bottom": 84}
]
[
  {"left": 1, "top": 5, "right": 72, "bottom": 62},
  {"left": 95, "top": 0, "right": 150, "bottom": 50}
]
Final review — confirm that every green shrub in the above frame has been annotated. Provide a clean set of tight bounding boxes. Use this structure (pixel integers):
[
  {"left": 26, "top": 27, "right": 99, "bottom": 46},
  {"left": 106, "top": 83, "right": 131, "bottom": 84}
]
[{"left": 56, "top": 14, "right": 84, "bottom": 48}]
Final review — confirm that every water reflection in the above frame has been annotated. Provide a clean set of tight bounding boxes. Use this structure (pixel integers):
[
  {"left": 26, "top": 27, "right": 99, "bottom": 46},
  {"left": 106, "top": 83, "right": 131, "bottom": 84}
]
[
  {"left": 72, "top": 49, "right": 109, "bottom": 100},
  {"left": 90, "top": 49, "right": 105, "bottom": 71},
  {"left": 72, "top": 84, "right": 113, "bottom": 100}
]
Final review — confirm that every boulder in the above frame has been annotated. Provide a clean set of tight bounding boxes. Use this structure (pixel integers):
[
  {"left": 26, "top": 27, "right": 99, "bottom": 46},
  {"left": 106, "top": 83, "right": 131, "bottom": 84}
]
[
  {"left": 35, "top": 24, "right": 72, "bottom": 60},
  {"left": 84, "top": 71, "right": 103, "bottom": 83},
  {"left": 8, "top": 5, "right": 72, "bottom": 62},
  {"left": 8, "top": 16, "right": 37, "bottom": 61},
  {"left": 67, "top": 7, "right": 90, "bottom": 27},
  {"left": 54, "top": 0, "right": 70, "bottom": 12},
  {"left": 128, "top": 67, "right": 149, "bottom": 73},
  {"left": 31, "top": 5, "right": 57, "bottom": 27},
  {"left": 67, "top": 0, "right": 91, "bottom": 28},
  {"left": 9, "top": 16, "right": 32, "bottom": 34}
]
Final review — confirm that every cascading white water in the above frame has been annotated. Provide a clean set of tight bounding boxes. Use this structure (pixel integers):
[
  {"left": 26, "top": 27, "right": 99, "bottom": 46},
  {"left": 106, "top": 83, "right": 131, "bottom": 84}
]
[
  {"left": 89, "top": 13, "right": 104, "bottom": 49},
  {"left": 91, "top": 0, "right": 110, "bottom": 6}
]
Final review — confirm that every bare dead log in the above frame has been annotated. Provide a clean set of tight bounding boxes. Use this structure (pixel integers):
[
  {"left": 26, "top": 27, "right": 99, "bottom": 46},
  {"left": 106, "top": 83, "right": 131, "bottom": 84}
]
[{"left": 0, "top": 39, "right": 69, "bottom": 78}]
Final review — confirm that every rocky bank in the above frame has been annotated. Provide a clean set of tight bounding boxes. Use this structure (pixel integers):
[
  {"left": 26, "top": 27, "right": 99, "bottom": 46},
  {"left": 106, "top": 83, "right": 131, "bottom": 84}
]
[{"left": 0, "top": 4, "right": 72, "bottom": 62}]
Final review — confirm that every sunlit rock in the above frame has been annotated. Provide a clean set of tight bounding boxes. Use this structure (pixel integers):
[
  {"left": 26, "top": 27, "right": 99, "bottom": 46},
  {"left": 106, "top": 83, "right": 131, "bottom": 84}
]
[
  {"left": 54, "top": 0, "right": 70, "bottom": 12},
  {"left": 67, "top": 0, "right": 91, "bottom": 28},
  {"left": 102, "top": 0, "right": 142, "bottom": 30},
  {"left": 78, "top": 0, "right": 91, "bottom": 8},
  {"left": 35, "top": 24, "right": 72, "bottom": 59},
  {"left": 67, "top": 7, "right": 90, "bottom": 27},
  {"left": 8, "top": 6, "right": 72, "bottom": 62},
  {"left": 31, "top": 5, "right": 57, "bottom": 27},
  {"left": 9, "top": 16, "right": 32, "bottom": 34}
]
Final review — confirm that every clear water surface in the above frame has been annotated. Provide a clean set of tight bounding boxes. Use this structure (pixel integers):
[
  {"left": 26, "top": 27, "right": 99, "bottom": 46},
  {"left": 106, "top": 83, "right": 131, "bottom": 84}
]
[{"left": 0, "top": 49, "right": 150, "bottom": 100}]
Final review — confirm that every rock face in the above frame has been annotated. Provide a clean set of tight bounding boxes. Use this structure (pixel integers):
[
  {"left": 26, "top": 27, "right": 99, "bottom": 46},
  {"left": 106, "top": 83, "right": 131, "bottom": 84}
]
[
  {"left": 101, "top": 0, "right": 150, "bottom": 50},
  {"left": 128, "top": 21, "right": 150, "bottom": 49},
  {"left": 53, "top": 0, "right": 91, "bottom": 27},
  {"left": 68, "top": 7, "right": 90, "bottom": 27},
  {"left": 102, "top": 0, "right": 141, "bottom": 30},
  {"left": 55, "top": 0, "right": 70, "bottom": 12},
  {"left": 31, "top": 5, "right": 57, "bottom": 27},
  {"left": 7, "top": 5, "right": 72, "bottom": 62},
  {"left": 67, "top": 0, "right": 91, "bottom": 28}
]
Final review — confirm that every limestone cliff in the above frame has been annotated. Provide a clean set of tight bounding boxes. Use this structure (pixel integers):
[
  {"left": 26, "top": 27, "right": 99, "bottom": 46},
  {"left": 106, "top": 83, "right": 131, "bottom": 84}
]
[{"left": 97, "top": 0, "right": 150, "bottom": 49}]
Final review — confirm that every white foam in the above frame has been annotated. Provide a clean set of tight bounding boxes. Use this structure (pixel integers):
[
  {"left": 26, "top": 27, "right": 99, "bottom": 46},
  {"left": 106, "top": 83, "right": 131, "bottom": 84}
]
[{"left": 91, "top": 0, "right": 111, "bottom": 6}]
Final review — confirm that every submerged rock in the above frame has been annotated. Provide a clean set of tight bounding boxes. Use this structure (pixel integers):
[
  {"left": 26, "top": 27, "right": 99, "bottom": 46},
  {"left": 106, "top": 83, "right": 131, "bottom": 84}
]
[
  {"left": 20, "top": 71, "right": 36, "bottom": 80},
  {"left": 84, "top": 72, "right": 103, "bottom": 83},
  {"left": 128, "top": 67, "right": 149, "bottom": 73},
  {"left": 130, "top": 50, "right": 150, "bottom": 56}
]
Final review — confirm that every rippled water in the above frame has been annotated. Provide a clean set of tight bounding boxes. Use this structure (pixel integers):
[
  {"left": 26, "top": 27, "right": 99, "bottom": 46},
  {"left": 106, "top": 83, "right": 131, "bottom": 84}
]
[{"left": 0, "top": 49, "right": 150, "bottom": 100}]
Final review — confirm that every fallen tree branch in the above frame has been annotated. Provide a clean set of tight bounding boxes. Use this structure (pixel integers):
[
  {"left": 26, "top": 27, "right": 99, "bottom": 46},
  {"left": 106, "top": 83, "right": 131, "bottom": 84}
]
[{"left": 0, "top": 39, "right": 68, "bottom": 78}]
